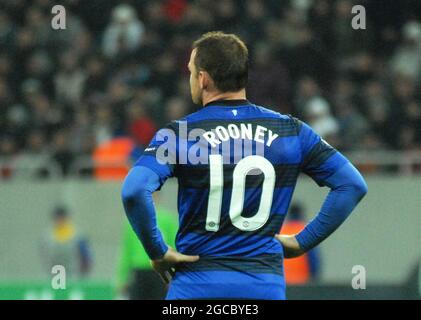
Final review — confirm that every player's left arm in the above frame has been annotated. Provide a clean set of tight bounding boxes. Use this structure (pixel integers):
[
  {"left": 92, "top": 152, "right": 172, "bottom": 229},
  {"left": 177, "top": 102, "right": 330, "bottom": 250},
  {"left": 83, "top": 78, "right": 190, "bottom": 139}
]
[{"left": 277, "top": 120, "right": 368, "bottom": 258}]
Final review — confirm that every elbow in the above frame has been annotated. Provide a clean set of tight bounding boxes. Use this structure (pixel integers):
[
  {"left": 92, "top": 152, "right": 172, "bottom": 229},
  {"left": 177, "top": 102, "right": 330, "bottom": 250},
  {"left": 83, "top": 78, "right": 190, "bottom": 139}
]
[
  {"left": 121, "top": 184, "right": 133, "bottom": 206},
  {"left": 352, "top": 177, "right": 368, "bottom": 200},
  {"left": 121, "top": 166, "right": 159, "bottom": 210},
  {"left": 121, "top": 178, "right": 147, "bottom": 207}
]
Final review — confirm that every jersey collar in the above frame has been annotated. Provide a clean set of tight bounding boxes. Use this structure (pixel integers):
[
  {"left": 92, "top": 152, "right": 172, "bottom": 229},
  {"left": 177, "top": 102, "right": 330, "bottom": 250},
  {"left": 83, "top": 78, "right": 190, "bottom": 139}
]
[{"left": 204, "top": 99, "right": 251, "bottom": 107}]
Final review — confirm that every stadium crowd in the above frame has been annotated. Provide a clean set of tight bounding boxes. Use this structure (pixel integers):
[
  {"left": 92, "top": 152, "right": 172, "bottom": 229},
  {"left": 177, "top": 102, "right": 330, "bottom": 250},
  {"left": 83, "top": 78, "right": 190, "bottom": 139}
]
[{"left": 1, "top": 0, "right": 421, "bottom": 177}]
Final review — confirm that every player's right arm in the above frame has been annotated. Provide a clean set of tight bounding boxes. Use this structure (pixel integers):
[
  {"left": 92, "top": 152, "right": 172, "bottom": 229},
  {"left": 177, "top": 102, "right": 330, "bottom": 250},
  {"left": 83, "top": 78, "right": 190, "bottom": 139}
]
[
  {"left": 121, "top": 124, "right": 199, "bottom": 283},
  {"left": 277, "top": 119, "right": 368, "bottom": 258}
]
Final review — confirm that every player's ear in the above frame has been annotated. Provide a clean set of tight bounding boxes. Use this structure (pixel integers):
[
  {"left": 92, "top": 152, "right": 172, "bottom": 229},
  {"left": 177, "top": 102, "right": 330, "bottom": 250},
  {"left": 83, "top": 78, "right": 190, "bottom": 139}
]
[
  {"left": 198, "top": 71, "right": 205, "bottom": 89},
  {"left": 199, "top": 71, "right": 210, "bottom": 90}
]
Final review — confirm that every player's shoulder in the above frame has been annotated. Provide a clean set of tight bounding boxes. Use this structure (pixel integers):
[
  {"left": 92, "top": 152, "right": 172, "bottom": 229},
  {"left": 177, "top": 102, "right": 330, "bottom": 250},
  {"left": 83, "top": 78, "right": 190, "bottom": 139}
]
[
  {"left": 252, "top": 104, "right": 290, "bottom": 119},
  {"left": 159, "top": 107, "right": 205, "bottom": 128},
  {"left": 252, "top": 104, "right": 304, "bottom": 129},
  {"left": 178, "top": 108, "right": 204, "bottom": 123},
  {"left": 154, "top": 111, "right": 201, "bottom": 137}
]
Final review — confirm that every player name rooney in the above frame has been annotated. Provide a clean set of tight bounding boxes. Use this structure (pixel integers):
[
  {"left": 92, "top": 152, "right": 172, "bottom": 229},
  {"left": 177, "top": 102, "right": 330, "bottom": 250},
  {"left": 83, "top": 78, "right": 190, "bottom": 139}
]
[
  {"left": 202, "top": 123, "right": 279, "bottom": 148},
  {"left": 148, "top": 121, "right": 279, "bottom": 165}
]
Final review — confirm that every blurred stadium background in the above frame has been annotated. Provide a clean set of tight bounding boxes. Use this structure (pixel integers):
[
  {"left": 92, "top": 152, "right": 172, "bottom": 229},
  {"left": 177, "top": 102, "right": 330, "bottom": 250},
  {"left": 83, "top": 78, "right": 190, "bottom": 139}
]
[{"left": 0, "top": 0, "right": 420, "bottom": 299}]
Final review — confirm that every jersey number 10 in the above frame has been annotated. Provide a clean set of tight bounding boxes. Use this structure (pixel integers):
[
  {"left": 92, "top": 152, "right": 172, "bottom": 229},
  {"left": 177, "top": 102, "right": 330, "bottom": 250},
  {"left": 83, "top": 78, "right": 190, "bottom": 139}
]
[{"left": 206, "top": 155, "right": 275, "bottom": 232}]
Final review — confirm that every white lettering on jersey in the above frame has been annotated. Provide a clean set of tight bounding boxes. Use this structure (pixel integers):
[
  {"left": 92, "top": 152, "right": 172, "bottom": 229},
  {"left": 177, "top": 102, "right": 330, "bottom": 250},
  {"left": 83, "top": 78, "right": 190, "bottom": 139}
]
[{"left": 202, "top": 123, "right": 279, "bottom": 148}]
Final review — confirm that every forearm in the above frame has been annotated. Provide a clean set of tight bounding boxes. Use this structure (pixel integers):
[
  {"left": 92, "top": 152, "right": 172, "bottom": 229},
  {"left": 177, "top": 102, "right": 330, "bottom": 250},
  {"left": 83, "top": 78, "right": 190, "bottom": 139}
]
[
  {"left": 121, "top": 166, "right": 168, "bottom": 260},
  {"left": 296, "top": 162, "right": 368, "bottom": 251}
]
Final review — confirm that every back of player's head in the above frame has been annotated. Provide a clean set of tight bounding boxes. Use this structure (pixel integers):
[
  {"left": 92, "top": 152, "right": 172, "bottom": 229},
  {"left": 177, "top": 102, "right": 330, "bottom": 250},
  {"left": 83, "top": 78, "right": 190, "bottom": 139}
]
[
  {"left": 53, "top": 206, "right": 69, "bottom": 219},
  {"left": 192, "top": 31, "right": 248, "bottom": 93}
]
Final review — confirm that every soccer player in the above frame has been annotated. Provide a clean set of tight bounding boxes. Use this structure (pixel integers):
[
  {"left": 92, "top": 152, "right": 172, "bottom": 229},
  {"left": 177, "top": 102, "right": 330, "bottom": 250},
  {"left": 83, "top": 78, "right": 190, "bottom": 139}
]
[{"left": 121, "top": 32, "right": 368, "bottom": 300}]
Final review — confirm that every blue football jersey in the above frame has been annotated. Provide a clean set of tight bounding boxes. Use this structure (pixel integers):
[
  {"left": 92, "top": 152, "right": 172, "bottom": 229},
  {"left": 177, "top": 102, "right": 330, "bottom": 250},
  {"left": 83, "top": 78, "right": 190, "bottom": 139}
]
[{"left": 134, "top": 99, "right": 348, "bottom": 299}]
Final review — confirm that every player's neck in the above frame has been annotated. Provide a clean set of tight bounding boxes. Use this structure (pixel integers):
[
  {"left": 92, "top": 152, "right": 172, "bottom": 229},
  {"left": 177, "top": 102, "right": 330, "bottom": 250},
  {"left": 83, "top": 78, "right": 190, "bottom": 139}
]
[{"left": 202, "top": 89, "right": 247, "bottom": 107}]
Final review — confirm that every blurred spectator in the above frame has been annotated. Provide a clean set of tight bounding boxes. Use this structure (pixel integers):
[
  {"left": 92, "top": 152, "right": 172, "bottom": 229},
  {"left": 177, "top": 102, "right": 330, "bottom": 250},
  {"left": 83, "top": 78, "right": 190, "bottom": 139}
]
[
  {"left": 213, "top": 0, "right": 239, "bottom": 32},
  {"left": 0, "top": 11, "right": 15, "bottom": 47},
  {"left": 25, "top": 50, "right": 54, "bottom": 95},
  {"left": 83, "top": 54, "right": 108, "bottom": 97},
  {"left": 164, "top": 97, "right": 189, "bottom": 124},
  {"left": 102, "top": 4, "right": 145, "bottom": 59},
  {"left": 362, "top": 81, "right": 393, "bottom": 147},
  {"left": 40, "top": 206, "right": 92, "bottom": 278},
  {"left": 390, "top": 20, "right": 421, "bottom": 81},
  {"left": 164, "top": 0, "right": 188, "bottom": 24},
  {"left": 51, "top": 130, "right": 75, "bottom": 176},
  {"left": 335, "top": 102, "right": 369, "bottom": 150},
  {"left": 24, "top": 6, "right": 51, "bottom": 48},
  {"left": 281, "top": 203, "right": 320, "bottom": 285},
  {"left": 14, "top": 130, "right": 49, "bottom": 179},
  {"left": 69, "top": 109, "right": 95, "bottom": 156},
  {"left": 0, "top": 136, "right": 17, "bottom": 180},
  {"left": 303, "top": 96, "right": 340, "bottom": 145},
  {"left": 54, "top": 52, "right": 86, "bottom": 106},
  {"left": 149, "top": 52, "right": 178, "bottom": 98},
  {"left": 126, "top": 100, "right": 157, "bottom": 148},
  {"left": 308, "top": 0, "right": 333, "bottom": 52},
  {"left": 332, "top": 0, "right": 373, "bottom": 57},
  {"left": 244, "top": 0, "right": 267, "bottom": 44},
  {"left": 93, "top": 106, "right": 114, "bottom": 145},
  {"left": 49, "top": 11, "right": 89, "bottom": 55},
  {"left": 248, "top": 42, "right": 290, "bottom": 112}
]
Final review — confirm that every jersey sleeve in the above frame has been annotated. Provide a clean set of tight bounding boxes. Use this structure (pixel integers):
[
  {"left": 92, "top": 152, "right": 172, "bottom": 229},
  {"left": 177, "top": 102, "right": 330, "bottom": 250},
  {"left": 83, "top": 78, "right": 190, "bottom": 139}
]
[
  {"left": 297, "top": 119, "right": 349, "bottom": 186},
  {"left": 133, "top": 122, "right": 178, "bottom": 187}
]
